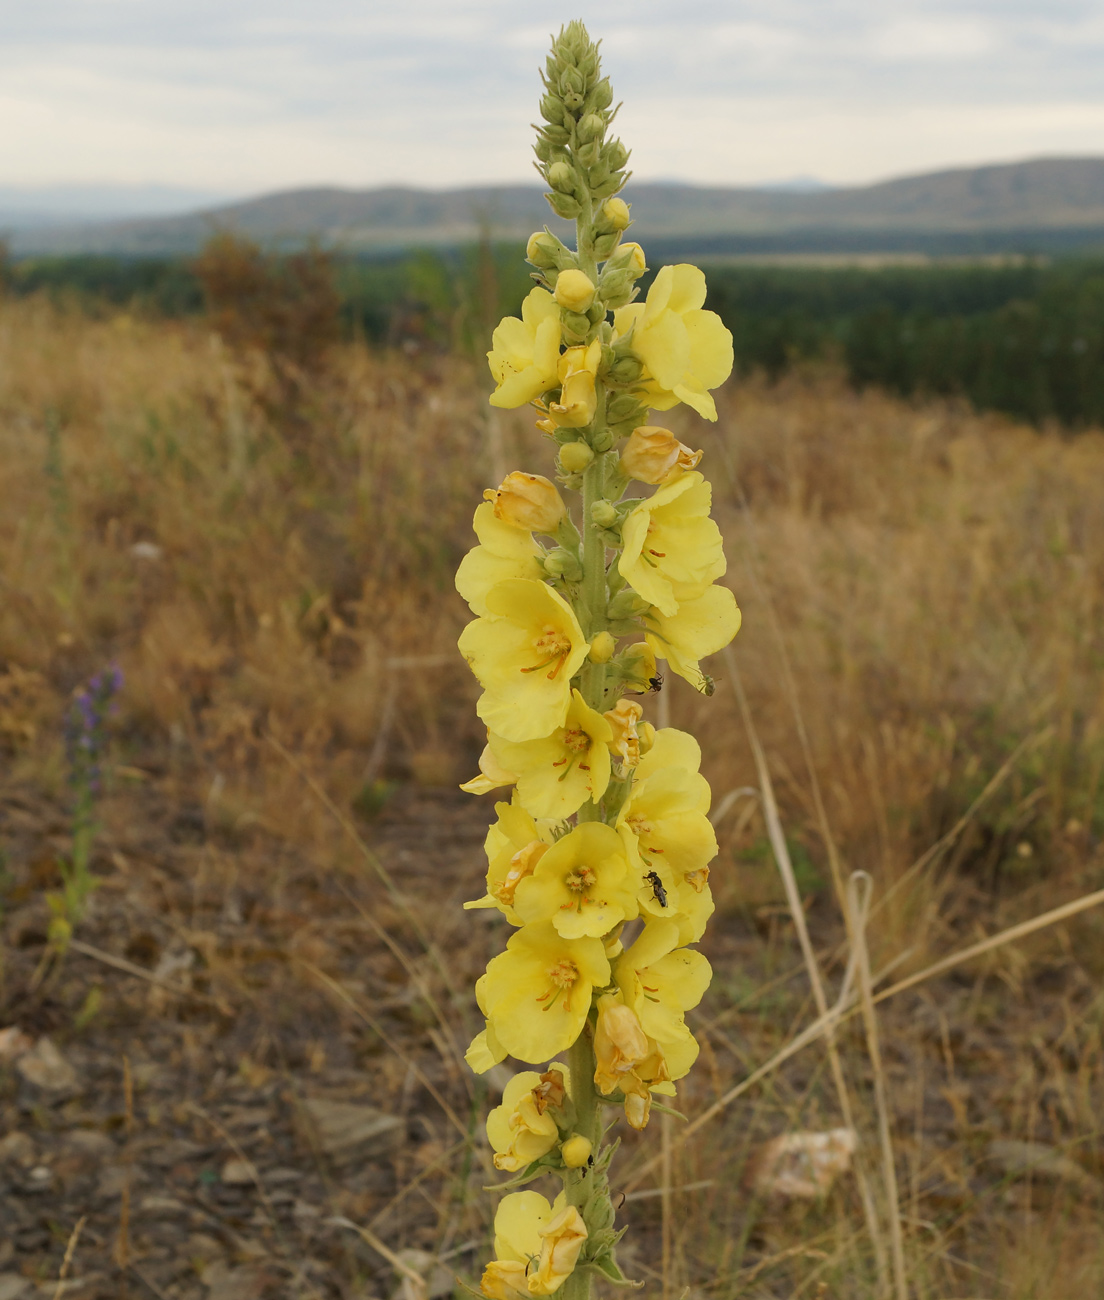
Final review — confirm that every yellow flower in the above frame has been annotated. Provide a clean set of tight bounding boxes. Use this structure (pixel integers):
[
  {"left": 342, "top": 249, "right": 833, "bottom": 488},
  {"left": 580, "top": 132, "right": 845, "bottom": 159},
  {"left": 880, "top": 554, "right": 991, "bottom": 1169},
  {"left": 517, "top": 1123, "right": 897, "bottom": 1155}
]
[
  {"left": 619, "top": 471, "right": 725, "bottom": 617},
  {"left": 488, "top": 472, "right": 567, "bottom": 534},
  {"left": 554, "top": 268, "right": 596, "bottom": 313},
  {"left": 620, "top": 425, "right": 702, "bottom": 485},
  {"left": 530, "top": 1204, "right": 588, "bottom": 1294},
  {"left": 458, "top": 579, "right": 589, "bottom": 742},
  {"left": 643, "top": 583, "right": 742, "bottom": 693},
  {"left": 614, "top": 918, "right": 711, "bottom": 1046},
  {"left": 464, "top": 800, "right": 552, "bottom": 924},
  {"left": 486, "top": 1071, "right": 560, "bottom": 1171},
  {"left": 613, "top": 263, "right": 733, "bottom": 420},
  {"left": 481, "top": 1190, "right": 558, "bottom": 1298},
  {"left": 466, "top": 1022, "right": 508, "bottom": 1074},
  {"left": 488, "top": 288, "right": 562, "bottom": 408},
  {"left": 543, "top": 340, "right": 601, "bottom": 429},
  {"left": 487, "top": 688, "right": 613, "bottom": 819},
  {"left": 593, "top": 993, "right": 650, "bottom": 1095},
  {"left": 514, "top": 822, "right": 636, "bottom": 940},
  {"left": 477, "top": 921, "right": 610, "bottom": 1063},
  {"left": 636, "top": 726, "right": 701, "bottom": 779},
  {"left": 592, "top": 993, "right": 697, "bottom": 1130},
  {"left": 455, "top": 503, "right": 545, "bottom": 618},
  {"left": 604, "top": 697, "right": 644, "bottom": 767}
]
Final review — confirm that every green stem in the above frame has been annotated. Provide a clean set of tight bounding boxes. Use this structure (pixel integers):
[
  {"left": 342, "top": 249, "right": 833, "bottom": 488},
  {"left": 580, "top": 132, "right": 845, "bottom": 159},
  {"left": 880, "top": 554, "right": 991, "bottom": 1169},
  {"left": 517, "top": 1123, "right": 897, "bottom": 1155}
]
[{"left": 563, "top": 1030, "right": 599, "bottom": 1300}]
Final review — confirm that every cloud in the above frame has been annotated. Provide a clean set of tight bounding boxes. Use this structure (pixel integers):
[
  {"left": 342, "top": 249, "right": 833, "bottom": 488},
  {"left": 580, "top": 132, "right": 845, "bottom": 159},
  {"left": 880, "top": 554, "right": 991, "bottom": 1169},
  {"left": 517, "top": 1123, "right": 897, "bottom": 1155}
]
[{"left": 2, "top": 1, "right": 1104, "bottom": 191}]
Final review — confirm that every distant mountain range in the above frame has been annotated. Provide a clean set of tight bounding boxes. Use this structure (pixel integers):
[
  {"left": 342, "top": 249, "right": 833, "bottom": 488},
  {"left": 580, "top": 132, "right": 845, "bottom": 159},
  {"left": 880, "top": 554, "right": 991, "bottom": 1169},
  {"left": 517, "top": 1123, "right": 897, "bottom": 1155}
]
[{"left": 9, "top": 157, "right": 1104, "bottom": 259}]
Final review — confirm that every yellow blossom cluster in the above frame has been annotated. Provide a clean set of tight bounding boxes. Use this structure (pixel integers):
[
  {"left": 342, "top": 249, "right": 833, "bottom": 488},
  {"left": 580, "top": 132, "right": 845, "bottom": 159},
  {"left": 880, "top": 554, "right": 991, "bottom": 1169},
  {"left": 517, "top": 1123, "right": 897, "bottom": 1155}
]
[{"left": 456, "top": 21, "right": 741, "bottom": 1298}]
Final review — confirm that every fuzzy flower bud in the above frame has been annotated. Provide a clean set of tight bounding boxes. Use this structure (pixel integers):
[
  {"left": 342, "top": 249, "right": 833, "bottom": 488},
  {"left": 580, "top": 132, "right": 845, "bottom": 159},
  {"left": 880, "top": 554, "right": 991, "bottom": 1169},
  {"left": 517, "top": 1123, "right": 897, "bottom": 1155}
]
[
  {"left": 561, "top": 1135, "right": 593, "bottom": 1168},
  {"left": 620, "top": 426, "right": 703, "bottom": 485},
  {"left": 527, "top": 231, "right": 563, "bottom": 269},
  {"left": 606, "top": 241, "right": 647, "bottom": 276},
  {"left": 602, "top": 197, "right": 631, "bottom": 230},
  {"left": 617, "top": 641, "right": 658, "bottom": 692},
  {"left": 558, "top": 441, "right": 594, "bottom": 473},
  {"left": 590, "top": 499, "right": 619, "bottom": 528},
  {"left": 548, "top": 161, "right": 576, "bottom": 193},
  {"left": 554, "top": 268, "right": 596, "bottom": 313},
  {"left": 577, "top": 113, "right": 605, "bottom": 143},
  {"left": 487, "top": 473, "right": 567, "bottom": 534},
  {"left": 588, "top": 631, "right": 616, "bottom": 664}
]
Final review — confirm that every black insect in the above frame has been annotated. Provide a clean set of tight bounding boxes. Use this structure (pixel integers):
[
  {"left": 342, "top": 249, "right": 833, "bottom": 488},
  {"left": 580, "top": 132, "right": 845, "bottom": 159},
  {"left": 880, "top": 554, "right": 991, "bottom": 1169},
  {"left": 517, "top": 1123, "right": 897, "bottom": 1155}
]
[
  {"left": 644, "top": 870, "right": 668, "bottom": 908},
  {"left": 649, "top": 673, "right": 664, "bottom": 693}
]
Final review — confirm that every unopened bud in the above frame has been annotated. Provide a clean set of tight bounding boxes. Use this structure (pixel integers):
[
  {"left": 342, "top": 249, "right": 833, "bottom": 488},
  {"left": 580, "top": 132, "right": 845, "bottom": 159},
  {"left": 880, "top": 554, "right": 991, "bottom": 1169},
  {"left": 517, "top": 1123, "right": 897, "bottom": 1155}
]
[
  {"left": 617, "top": 642, "right": 658, "bottom": 692},
  {"left": 561, "top": 1135, "right": 593, "bottom": 1168},
  {"left": 607, "top": 140, "right": 629, "bottom": 170},
  {"left": 546, "top": 191, "right": 581, "bottom": 221},
  {"left": 588, "top": 631, "right": 616, "bottom": 664},
  {"left": 607, "top": 241, "right": 647, "bottom": 276},
  {"left": 526, "top": 231, "right": 560, "bottom": 269},
  {"left": 602, "top": 197, "right": 631, "bottom": 231},
  {"left": 554, "top": 269, "right": 596, "bottom": 314},
  {"left": 558, "top": 441, "right": 594, "bottom": 473},
  {"left": 621, "top": 426, "right": 703, "bottom": 485},
  {"left": 488, "top": 472, "right": 567, "bottom": 534},
  {"left": 540, "top": 95, "right": 565, "bottom": 125},
  {"left": 607, "top": 589, "right": 650, "bottom": 620},
  {"left": 590, "top": 499, "right": 618, "bottom": 528},
  {"left": 606, "top": 354, "right": 643, "bottom": 385},
  {"left": 607, "top": 392, "right": 645, "bottom": 423},
  {"left": 543, "top": 548, "right": 582, "bottom": 582},
  {"left": 577, "top": 113, "right": 605, "bottom": 144},
  {"left": 592, "top": 78, "right": 613, "bottom": 111},
  {"left": 548, "top": 161, "right": 576, "bottom": 194}
]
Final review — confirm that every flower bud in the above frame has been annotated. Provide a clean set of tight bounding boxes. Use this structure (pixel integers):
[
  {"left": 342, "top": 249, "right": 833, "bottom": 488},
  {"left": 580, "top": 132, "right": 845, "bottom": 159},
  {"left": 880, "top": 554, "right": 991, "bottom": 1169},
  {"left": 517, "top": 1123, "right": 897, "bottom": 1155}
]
[
  {"left": 592, "top": 78, "right": 613, "bottom": 110},
  {"left": 540, "top": 94, "right": 565, "bottom": 125},
  {"left": 558, "top": 441, "right": 594, "bottom": 473},
  {"left": 607, "top": 140, "right": 629, "bottom": 170},
  {"left": 606, "top": 354, "right": 643, "bottom": 385},
  {"left": 591, "top": 231, "right": 619, "bottom": 260},
  {"left": 602, "top": 197, "right": 631, "bottom": 231},
  {"left": 606, "top": 241, "right": 647, "bottom": 275},
  {"left": 617, "top": 641, "right": 658, "bottom": 691},
  {"left": 542, "top": 548, "right": 580, "bottom": 581},
  {"left": 588, "top": 631, "right": 616, "bottom": 664},
  {"left": 607, "top": 588, "right": 649, "bottom": 620},
  {"left": 638, "top": 720, "right": 656, "bottom": 755},
  {"left": 559, "top": 310, "right": 591, "bottom": 344},
  {"left": 590, "top": 500, "right": 618, "bottom": 528},
  {"left": 489, "top": 472, "right": 567, "bottom": 534},
  {"left": 546, "top": 192, "right": 581, "bottom": 221},
  {"left": 607, "top": 392, "right": 646, "bottom": 423},
  {"left": 554, "top": 269, "right": 596, "bottom": 314},
  {"left": 620, "top": 426, "right": 703, "bottom": 485},
  {"left": 560, "top": 66, "right": 585, "bottom": 96},
  {"left": 547, "top": 161, "right": 576, "bottom": 194},
  {"left": 561, "top": 1135, "right": 593, "bottom": 1168},
  {"left": 527, "top": 231, "right": 560, "bottom": 269},
  {"left": 577, "top": 113, "right": 605, "bottom": 143}
]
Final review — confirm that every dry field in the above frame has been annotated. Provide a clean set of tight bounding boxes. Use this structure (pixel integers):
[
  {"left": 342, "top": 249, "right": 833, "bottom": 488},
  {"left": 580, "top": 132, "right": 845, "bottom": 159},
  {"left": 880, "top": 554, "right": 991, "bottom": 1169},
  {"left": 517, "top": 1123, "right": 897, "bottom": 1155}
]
[{"left": 0, "top": 293, "right": 1102, "bottom": 1299}]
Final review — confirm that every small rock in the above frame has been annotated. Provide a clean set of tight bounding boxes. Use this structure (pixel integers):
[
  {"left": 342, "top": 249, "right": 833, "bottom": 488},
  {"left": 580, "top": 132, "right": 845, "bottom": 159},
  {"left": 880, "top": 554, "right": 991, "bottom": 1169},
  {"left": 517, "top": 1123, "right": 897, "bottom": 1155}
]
[
  {"left": 986, "top": 1139, "right": 1100, "bottom": 1190},
  {"left": 0, "top": 1274, "right": 29, "bottom": 1300},
  {"left": 15, "top": 1039, "right": 79, "bottom": 1097},
  {"left": 301, "top": 1098, "right": 403, "bottom": 1165},
  {"left": 746, "top": 1127, "right": 858, "bottom": 1199},
  {"left": 220, "top": 1157, "right": 257, "bottom": 1186},
  {"left": 0, "top": 1132, "right": 35, "bottom": 1167},
  {"left": 130, "top": 541, "right": 163, "bottom": 561},
  {"left": 0, "top": 1029, "right": 33, "bottom": 1065}
]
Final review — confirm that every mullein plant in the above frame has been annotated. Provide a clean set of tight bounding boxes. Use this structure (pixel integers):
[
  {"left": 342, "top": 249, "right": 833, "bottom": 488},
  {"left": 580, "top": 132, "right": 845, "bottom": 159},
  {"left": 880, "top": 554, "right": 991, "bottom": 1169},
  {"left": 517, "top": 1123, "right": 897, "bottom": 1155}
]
[{"left": 457, "top": 22, "right": 740, "bottom": 1298}]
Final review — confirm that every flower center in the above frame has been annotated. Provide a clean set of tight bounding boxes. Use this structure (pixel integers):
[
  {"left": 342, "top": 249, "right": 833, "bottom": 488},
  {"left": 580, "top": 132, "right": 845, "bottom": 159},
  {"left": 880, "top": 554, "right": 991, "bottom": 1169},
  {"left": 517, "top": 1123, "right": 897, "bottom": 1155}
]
[
  {"left": 537, "top": 959, "right": 580, "bottom": 1012},
  {"left": 521, "top": 623, "right": 573, "bottom": 680},
  {"left": 564, "top": 866, "right": 597, "bottom": 894},
  {"left": 563, "top": 727, "right": 589, "bottom": 754}
]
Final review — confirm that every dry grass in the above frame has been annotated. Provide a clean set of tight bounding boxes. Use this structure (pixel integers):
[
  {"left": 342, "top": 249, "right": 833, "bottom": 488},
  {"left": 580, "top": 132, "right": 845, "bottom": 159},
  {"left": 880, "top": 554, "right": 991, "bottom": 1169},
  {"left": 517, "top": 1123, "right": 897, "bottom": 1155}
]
[{"left": 0, "top": 293, "right": 1102, "bottom": 1298}]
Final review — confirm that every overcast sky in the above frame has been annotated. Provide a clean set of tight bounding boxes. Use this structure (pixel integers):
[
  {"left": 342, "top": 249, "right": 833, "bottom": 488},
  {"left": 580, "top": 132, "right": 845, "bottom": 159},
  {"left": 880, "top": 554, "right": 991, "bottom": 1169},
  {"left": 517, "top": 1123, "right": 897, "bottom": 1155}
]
[{"left": 4, "top": 1, "right": 1104, "bottom": 199}]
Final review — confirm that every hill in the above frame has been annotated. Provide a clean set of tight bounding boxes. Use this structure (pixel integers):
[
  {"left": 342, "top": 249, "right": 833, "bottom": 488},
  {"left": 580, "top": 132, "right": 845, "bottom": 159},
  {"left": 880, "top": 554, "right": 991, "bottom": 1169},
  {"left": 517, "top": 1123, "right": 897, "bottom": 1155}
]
[{"left": 10, "top": 157, "right": 1104, "bottom": 258}]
